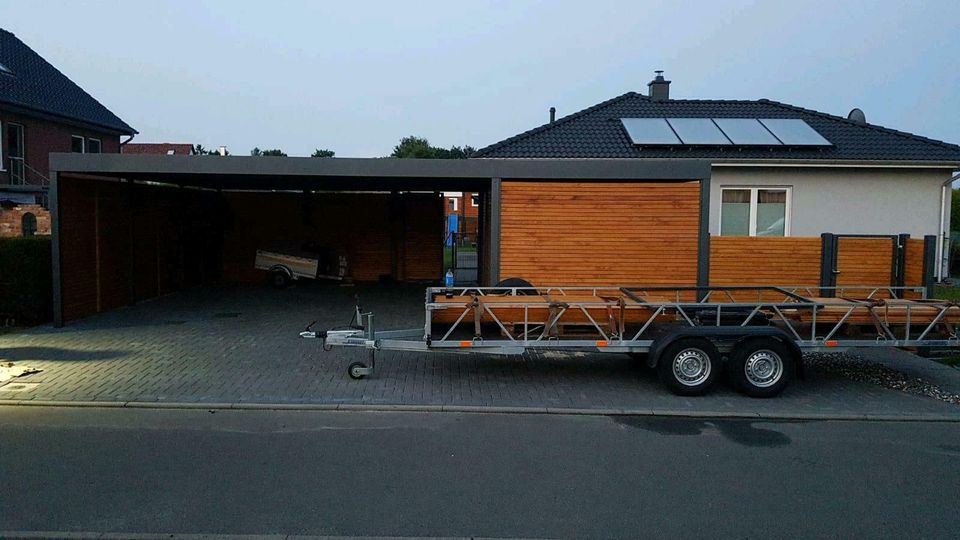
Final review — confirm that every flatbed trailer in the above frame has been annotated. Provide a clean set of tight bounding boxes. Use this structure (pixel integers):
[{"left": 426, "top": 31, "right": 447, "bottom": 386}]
[{"left": 300, "top": 285, "right": 960, "bottom": 397}]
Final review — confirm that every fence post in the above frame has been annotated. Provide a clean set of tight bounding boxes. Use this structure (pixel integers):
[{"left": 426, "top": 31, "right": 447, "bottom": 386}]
[
  {"left": 819, "top": 233, "right": 836, "bottom": 297},
  {"left": 922, "top": 235, "right": 937, "bottom": 299},
  {"left": 895, "top": 233, "right": 910, "bottom": 290}
]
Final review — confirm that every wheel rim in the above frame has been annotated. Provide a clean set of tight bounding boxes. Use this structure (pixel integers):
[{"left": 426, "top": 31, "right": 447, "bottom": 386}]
[
  {"left": 672, "top": 348, "right": 712, "bottom": 386},
  {"left": 743, "top": 349, "right": 784, "bottom": 388}
]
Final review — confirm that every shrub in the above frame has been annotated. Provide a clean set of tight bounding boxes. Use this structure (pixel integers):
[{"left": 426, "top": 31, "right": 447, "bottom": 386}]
[{"left": 0, "top": 236, "right": 52, "bottom": 325}]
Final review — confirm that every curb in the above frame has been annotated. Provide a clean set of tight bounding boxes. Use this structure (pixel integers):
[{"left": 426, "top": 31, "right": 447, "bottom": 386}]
[{"left": 1, "top": 399, "right": 959, "bottom": 422}]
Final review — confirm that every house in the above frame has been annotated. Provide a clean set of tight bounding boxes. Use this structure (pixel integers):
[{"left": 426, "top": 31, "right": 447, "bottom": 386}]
[
  {"left": 0, "top": 28, "right": 136, "bottom": 237},
  {"left": 123, "top": 143, "right": 196, "bottom": 156},
  {"left": 442, "top": 191, "right": 479, "bottom": 244},
  {"left": 475, "top": 71, "right": 960, "bottom": 282}
]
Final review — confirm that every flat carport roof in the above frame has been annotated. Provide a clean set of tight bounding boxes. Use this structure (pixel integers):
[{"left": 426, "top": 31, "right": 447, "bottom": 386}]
[
  {"left": 49, "top": 154, "right": 711, "bottom": 191},
  {"left": 48, "top": 154, "right": 712, "bottom": 325}
]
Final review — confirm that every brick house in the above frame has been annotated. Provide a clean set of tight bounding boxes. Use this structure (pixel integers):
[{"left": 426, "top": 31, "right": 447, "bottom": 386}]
[
  {"left": 0, "top": 28, "right": 136, "bottom": 237},
  {"left": 123, "top": 143, "right": 196, "bottom": 156},
  {"left": 443, "top": 191, "right": 479, "bottom": 243}
]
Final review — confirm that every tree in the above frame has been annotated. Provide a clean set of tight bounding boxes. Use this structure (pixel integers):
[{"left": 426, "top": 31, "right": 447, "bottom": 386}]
[
  {"left": 193, "top": 144, "right": 229, "bottom": 156},
  {"left": 389, "top": 136, "right": 475, "bottom": 159},
  {"left": 251, "top": 147, "right": 287, "bottom": 157},
  {"left": 311, "top": 149, "right": 336, "bottom": 158}
]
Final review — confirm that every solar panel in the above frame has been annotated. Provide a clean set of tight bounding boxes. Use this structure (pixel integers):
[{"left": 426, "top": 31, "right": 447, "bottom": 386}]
[
  {"left": 758, "top": 119, "right": 832, "bottom": 146},
  {"left": 712, "top": 118, "right": 782, "bottom": 145},
  {"left": 666, "top": 118, "right": 732, "bottom": 145},
  {"left": 620, "top": 118, "right": 681, "bottom": 145}
]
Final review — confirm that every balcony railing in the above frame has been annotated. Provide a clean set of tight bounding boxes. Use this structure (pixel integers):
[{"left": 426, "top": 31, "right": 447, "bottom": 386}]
[{"left": 4, "top": 158, "right": 49, "bottom": 187}]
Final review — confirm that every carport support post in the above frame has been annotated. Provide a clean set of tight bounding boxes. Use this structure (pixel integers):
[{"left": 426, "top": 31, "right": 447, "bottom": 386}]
[
  {"left": 50, "top": 171, "right": 63, "bottom": 327},
  {"left": 819, "top": 233, "right": 837, "bottom": 297},
  {"left": 922, "top": 235, "right": 937, "bottom": 299},
  {"left": 696, "top": 176, "right": 710, "bottom": 301},
  {"left": 489, "top": 178, "right": 501, "bottom": 285}
]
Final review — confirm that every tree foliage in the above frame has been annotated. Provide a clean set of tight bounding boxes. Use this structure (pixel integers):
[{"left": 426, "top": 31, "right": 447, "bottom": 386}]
[
  {"left": 193, "top": 144, "right": 229, "bottom": 156},
  {"left": 251, "top": 147, "right": 287, "bottom": 157},
  {"left": 390, "top": 136, "right": 475, "bottom": 159},
  {"left": 311, "top": 148, "right": 336, "bottom": 158}
]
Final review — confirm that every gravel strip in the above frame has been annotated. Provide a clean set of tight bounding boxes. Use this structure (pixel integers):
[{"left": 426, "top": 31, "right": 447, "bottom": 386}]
[{"left": 806, "top": 352, "right": 960, "bottom": 405}]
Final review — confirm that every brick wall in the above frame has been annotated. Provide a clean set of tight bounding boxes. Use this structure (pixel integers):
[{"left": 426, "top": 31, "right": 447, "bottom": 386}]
[
  {"left": 0, "top": 108, "right": 122, "bottom": 185},
  {"left": 0, "top": 203, "right": 51, "bottom": 237}
]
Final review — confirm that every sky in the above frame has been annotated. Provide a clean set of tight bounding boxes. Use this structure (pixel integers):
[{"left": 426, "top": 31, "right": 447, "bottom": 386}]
[{"left": 2, "top": 0, "right": 959, "bottom": 157}]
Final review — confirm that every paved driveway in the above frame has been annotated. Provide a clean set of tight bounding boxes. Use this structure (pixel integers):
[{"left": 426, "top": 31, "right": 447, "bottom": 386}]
[{"left": 1, "top": 284, "right": 959, "bottom": 418}]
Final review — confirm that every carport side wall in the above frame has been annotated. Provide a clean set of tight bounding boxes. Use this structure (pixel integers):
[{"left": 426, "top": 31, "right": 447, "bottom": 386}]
[
  {"left": 57, "top": 175, "right": 223, "bottom": 323},
  {"left": 220, "top": 192, "right": 442, "bottom": 284},
  {"left": 497, "top": 180, "right": 701, "bottom": 286}
]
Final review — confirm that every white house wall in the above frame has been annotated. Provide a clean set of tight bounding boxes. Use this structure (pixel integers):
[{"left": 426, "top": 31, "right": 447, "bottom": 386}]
[{"left": 709, "top": 166, "right": 951, "bottom": 239}]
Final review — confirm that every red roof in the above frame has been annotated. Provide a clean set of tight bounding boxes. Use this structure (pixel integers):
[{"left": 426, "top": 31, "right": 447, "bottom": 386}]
[{"left": 123, "top": 143, "right": 195, "bottom": 155}]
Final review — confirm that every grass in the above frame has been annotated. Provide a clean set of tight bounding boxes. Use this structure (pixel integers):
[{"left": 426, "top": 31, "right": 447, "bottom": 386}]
[{"left": 934, "top": 284, "right": 960, "bottom": 302}]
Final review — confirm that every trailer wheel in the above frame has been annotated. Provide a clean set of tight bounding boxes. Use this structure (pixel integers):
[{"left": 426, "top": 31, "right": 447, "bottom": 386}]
[
  {"left": 657, "top": 338, "right": 720, "bottom": 396},
  {"left": 270, "top": 269, "right": 291, "bottom": 288},
  {"left": 728, "top": 338, "right": 794, "bottom": 398},
  {"left": 348, "top": 362, "right": 368, "bottom": 380}
]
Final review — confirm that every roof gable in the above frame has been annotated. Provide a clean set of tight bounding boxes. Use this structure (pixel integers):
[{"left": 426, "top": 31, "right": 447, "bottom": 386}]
[
  {"left": 475, "top": 91, "right": 960, "bottom": 163},
  {"left": 0, "top": 29, "right": 136, "bottom": 135}
]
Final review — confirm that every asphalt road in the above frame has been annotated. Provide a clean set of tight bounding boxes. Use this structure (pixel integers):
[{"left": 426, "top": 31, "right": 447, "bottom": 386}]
[{"left": 1, "top": 407, "right": 959, "bottom": 539}]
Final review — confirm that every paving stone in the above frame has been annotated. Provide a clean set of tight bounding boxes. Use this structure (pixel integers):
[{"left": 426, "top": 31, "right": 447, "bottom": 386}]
[{"left": 0, "top": 284, "right": 959, "bottom": 418}]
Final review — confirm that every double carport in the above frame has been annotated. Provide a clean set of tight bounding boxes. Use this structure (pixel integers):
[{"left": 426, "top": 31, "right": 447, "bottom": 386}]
[{"left": 47, "top": 155, "right": 712, "bottom": 326}]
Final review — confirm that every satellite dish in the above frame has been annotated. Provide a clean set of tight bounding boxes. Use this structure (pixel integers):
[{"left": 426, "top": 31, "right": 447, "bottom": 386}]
[{"left": 847, "top": 108, "right": 866, "bottom": 124}]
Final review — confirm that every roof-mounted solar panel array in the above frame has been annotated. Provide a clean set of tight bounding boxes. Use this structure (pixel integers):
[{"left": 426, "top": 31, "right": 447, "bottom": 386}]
[{"left": 620, "top": 118, "right": 832, "bottom": 147}]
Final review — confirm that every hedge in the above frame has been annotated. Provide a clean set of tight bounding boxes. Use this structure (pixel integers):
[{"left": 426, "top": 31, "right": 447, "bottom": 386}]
[{"left": 0, "top": 236, "right": 52, "bottom": 325}]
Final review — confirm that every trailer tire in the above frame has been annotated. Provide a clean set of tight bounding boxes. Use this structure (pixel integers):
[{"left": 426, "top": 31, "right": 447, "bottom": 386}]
[
  {"left": 657, "top": 338, "right": 720, "bottom": 396},
  {"left": 728, "top": 338, "right": 794, "bottom": 398},
  {"left": 269, "top": 268, "right": 291, "bottom": 288},
  {"left": 348, "top": 362, "right": 368, "bottom": 380}
]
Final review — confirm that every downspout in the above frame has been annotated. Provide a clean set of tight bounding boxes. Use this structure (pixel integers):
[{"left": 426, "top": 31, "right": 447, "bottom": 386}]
[
  {"left": 937, "top": 170, "right": 960, "bottom": 281},
  {"left": 121, "top": 133, "right": 136, "bottom": 148}
]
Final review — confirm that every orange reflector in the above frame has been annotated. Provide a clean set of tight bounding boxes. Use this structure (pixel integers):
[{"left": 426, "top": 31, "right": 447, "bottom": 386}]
[
  {"left": 596, "top": 341, "right": 609, "bottom": 347},
  {"left": 459, "top": 341, "right": 473, "bottom": 347},
  {"left": 825, "top": 340, "right": 839, "bottom": 347}
]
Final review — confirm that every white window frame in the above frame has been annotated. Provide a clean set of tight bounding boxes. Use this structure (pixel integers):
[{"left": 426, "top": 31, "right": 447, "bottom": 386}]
[
  {"left": 7, "top": 122, "right": 25, "bottom": 184},
  {"left": 470, "top": 193, "right": 479, "bottom": 207},
  {"left": 449, "top": 197, "right": 458, "bottom": 212},
  {"left": 71, "top": 135, "right": 85, "bottom": 153},
  {"left": 87, "top": 137, "right": 102, "bottom": 154},
  {"left": 719, "top": 186, "right": 792, "bottom": 237}
]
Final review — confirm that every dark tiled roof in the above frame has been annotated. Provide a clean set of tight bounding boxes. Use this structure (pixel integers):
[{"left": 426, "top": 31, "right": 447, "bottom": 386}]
[
  {"left": 475, "top": 91, "right": 960, "bottom": 163},
  {"left": 123, "top": 143, "right": 195, "bottom": 155},
  {"left": 0, "top": 29, "right": 136, "bottom": 135}
]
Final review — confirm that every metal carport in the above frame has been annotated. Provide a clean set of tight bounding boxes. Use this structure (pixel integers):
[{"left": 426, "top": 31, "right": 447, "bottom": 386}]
[{"left": 48, "top": 154, "right": 711, "bottom": 326}]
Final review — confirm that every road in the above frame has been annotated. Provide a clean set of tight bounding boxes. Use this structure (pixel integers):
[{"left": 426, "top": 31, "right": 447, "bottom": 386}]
[{"left": 1, "top": 406, "right": 958, "bottom": 539}]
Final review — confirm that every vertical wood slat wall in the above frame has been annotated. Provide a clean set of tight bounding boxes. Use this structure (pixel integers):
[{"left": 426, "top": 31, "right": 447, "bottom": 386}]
[{"left": 499, "top": 181, "right": 701, "bottom": 286}]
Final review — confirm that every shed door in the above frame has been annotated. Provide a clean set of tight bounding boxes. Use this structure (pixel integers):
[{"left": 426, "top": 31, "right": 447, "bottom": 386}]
[{"left": 499, "top": 181, "right": 701, "bottom": 286}]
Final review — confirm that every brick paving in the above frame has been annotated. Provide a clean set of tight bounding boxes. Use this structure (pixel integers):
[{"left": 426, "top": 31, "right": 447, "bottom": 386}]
[{"left": 1, "top": 284, "right": 959, "bottom": 418}]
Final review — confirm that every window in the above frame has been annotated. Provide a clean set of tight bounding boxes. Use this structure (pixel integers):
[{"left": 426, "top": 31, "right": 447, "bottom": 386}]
[
  {"left": 471, "top": 194, "right": 479, "bottom": 207},
  {"left": 71, "top": 135, "right": 84, "bottom": 153},
  {"left": 87, "top": 138, "right": 101, "bottom": 154},
  {"left": 720, "top": 187, "right": 790, "bottom": 236},
  {"left": 21, "top": 213, "right": 37, "bottom": 237},
  {"left": 449, "top": 197, "right": 458, "bottom": 212},
  {"left": 7, "top": 123, "right": 25, "bottom": 184}
]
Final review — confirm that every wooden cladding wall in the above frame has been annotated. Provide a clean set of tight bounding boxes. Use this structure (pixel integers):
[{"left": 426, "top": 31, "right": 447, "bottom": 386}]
[
  {"left": 903, "top": 238, "right": 926, "bottom": 287},
  {"left": 835, "top": 237, "right": 894, "bottom": 287},
  {"left": 709, "top": 237, "right": 822, "bottom": 286},
  {"left": 58, "top": 176, "right": 221, "bottom": 323},
  {"left": 221, "top": 192, "right": 442, "bottom": 284},
  {"left": 499, "top": 181, "right": 701, "bottom": 286}
]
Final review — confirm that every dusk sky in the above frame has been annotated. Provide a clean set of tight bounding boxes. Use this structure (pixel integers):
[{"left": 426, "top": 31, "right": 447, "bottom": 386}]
[{"left": 3, "top": 0, "right": 958, "bottom": 157}]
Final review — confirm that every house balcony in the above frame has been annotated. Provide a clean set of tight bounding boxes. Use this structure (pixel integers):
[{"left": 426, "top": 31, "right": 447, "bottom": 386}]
[{"left": 2, "top": 158, "right": 49, "bottom": 193}]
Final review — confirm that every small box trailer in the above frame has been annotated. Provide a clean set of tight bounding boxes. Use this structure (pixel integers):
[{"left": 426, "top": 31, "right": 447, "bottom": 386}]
[
  {"left": 300, "top": 284, "right": 960, "bottom": 398},
  {"left": 255, "top": 248, "right": 348, "bottom": 287}
]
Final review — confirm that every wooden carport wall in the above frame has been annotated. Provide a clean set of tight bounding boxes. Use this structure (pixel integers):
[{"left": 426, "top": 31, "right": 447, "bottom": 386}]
[{"left": 48, "top": 155, "right": 714, "bottom": 326}]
